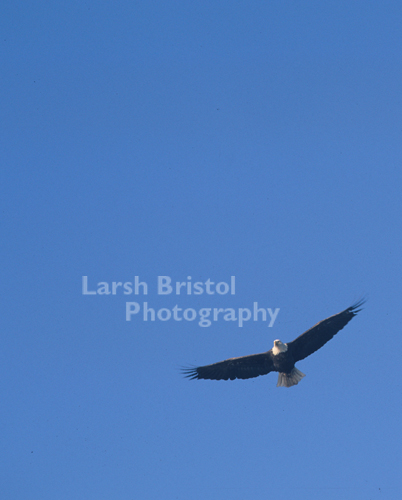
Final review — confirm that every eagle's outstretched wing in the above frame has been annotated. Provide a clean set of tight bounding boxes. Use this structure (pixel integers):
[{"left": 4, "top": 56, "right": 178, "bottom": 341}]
[
  {"left": 287, "top": 299, "right": 365, "bottom": 363},
  {"left": 182, "top": 352, "right": 274, "bottom": 381}
]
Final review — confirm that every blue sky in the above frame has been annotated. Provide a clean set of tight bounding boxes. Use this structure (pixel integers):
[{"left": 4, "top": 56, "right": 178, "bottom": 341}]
[{"left": 1, "top": 1, "right": 402, "bottom": 498}]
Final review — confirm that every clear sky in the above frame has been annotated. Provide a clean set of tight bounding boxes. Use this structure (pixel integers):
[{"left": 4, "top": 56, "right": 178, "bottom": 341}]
[{"left": 2, "top": 1, "right": 402, "bottom": 499}]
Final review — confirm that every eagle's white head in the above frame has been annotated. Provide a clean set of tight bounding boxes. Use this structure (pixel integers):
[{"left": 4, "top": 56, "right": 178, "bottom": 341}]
[{"left": 272, "top": 339, "right": 288, "bottom": 356}]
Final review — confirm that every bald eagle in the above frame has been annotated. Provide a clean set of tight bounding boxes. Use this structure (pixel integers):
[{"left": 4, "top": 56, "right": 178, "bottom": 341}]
[{"left": 183, "top": 300, "right": 365, "bottom": 387}]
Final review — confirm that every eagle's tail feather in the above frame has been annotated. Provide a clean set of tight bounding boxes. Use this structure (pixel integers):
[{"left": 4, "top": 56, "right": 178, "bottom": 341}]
[{"left": 277, "top": 367, "right": 305, "bottom": 388}]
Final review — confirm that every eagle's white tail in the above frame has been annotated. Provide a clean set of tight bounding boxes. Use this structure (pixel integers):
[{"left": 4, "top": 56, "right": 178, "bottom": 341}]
[{"left": 277, "top": 367, "right": 306, "bottom": 387}]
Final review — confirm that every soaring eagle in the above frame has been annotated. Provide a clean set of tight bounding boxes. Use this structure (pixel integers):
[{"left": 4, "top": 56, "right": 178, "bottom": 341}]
[{"left": 183, "top": 300, "right": 365, "bottom": 387}]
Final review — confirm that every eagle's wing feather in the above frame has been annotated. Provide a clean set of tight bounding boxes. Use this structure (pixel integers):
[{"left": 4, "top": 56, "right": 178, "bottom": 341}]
[
  {"left": 287, "top": 299, "right": 365, "bottom": 363},
  {"left": 182, "top": 352, "right": 274, "bottom": 381}
]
